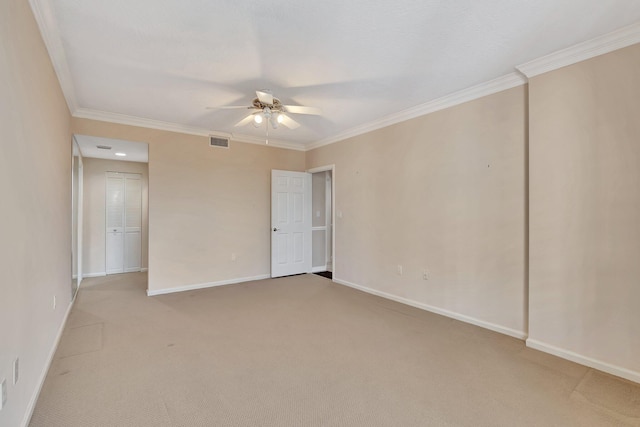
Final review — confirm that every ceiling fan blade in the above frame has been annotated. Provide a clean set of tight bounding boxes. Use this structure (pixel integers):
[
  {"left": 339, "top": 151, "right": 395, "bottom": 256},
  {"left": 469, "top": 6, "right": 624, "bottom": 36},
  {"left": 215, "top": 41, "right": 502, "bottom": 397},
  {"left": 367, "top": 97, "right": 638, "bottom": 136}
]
[
  {"left": 206, "top": 106, "right": 253, "bottom": 110},
  {"left": 234, "top": 114, "right": 255, "bottom": 127},
  {"left": 283, "top": 105, "right": 322, "bottom": 115},
  {"left": 256, "top": 90, "right": 273, "bottom": 105},
  {"left": 279, "top": 114, "right": 301, "bottom": 129}
]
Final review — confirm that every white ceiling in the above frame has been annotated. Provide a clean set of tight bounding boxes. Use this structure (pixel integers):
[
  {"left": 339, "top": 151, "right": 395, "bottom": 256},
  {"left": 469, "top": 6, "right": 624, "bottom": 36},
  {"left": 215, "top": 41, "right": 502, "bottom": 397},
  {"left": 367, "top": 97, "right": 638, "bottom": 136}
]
[
  {"left": 35, "top": 0, "right": 640, "bottom": 148},
  {"left": 75, "top": 135, "right": 148, "bottom": 163}
]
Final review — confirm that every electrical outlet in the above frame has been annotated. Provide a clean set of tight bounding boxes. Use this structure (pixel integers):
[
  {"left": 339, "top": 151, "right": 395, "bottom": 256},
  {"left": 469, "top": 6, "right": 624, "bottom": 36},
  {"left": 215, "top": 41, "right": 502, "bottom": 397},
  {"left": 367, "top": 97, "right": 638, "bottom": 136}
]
[
  {"left": 423, "top": 270, "right": 429, "bottom": 280},
  {"left": 13, "top": 358, "right": 19, "bottom": 385},
  {"left": 397, "top": 265, "right": 403, "bottom": 275},
  {"left": 0, "top": 378, "right": 6, "bottom": 411}
]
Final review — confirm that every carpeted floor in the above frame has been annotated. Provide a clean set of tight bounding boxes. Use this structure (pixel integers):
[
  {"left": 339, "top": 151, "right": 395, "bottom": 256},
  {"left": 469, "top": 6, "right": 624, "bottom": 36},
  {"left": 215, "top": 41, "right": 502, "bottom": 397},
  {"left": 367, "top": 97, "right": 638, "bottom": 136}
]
[{"left": 30, "top": 273, "right": 640, "bottom": 426}]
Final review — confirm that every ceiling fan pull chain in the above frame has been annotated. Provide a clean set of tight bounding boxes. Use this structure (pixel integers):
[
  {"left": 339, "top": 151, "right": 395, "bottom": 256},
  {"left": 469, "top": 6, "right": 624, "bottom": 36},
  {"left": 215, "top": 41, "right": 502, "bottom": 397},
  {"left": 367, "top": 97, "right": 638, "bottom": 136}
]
[{"left": 266, "top": 122, "right": 269, "bottom": 144}]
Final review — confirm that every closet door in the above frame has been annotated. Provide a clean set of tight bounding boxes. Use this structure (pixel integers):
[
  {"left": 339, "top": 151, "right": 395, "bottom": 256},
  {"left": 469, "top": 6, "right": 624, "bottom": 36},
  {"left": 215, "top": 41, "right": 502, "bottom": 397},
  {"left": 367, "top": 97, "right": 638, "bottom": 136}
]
[
  {"left": 105, "top": 174, "right": 125, "bottom": 274},
  {"left": 105, "top": 172, "right": 142, "bottom": 274}
]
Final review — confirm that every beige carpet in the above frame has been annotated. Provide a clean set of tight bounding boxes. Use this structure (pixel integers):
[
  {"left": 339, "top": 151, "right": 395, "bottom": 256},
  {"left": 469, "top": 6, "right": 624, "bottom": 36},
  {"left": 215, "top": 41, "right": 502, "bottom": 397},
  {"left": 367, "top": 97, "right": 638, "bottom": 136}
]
[{"left": 30, "top": 273, "right": 640, "bottom": 426}]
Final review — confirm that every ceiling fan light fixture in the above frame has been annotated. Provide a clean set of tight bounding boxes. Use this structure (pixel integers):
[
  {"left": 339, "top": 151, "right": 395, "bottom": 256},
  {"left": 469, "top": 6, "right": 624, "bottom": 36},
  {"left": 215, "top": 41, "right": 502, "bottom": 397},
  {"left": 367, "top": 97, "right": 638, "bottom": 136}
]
[
  {"left": 253, "top": 113, "right": 263, "bottom": 124},
  {"left": 270, "top": 113, "right": 280, "bottom": 129},
  {"left": 277, "top": 114, "right": 284, "bottom": 124}
]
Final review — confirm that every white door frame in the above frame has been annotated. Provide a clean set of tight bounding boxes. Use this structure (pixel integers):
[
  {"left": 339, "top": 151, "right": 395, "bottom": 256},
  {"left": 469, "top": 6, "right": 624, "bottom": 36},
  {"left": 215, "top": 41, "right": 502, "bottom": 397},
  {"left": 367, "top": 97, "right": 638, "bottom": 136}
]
[
  {"left": 307, "top": 164, "right": 335, "bottom": 278},
  {"left": 77, "top": 148, "right": 83, "bottom": 286},
  {"left": 71, "top": 135, "right": 84, "bottom": 290}
]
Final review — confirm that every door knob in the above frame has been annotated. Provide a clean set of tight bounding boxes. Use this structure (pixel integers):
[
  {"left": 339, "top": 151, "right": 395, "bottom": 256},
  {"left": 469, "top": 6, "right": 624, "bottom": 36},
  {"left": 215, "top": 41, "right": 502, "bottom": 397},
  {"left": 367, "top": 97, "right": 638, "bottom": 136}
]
[{"left": 273, "top": 227, "right": 279, "bottom": 232}]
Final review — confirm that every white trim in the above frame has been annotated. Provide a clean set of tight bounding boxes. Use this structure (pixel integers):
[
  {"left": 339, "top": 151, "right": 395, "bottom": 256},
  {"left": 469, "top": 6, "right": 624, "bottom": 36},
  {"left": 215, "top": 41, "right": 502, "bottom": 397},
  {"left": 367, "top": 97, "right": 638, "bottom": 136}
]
[
  {"left": 526, "top": 339, "right": 640, "bottom": 384},
  {"left": 76, "top": 142, "right": 84, "bottom": 285},
  {"left": 306, "top": 73, "right": 526, "bottom": 151},
  {"left": 146, "top": 274, "right": 270, "bottom": 296},
  {"left": 312, "top": 265, "right": 328, "bottom": 273},
  {"left": 28, "top": 0, "right": 77, "bottom": 113},
  {"left": 80, "top": 270, "right": 147, "bottom": 278},
  {"left": 21, "top": 297, "right": 75, "bottom": 427},
  {"left": 72, "top": 108, "right": 306, "bottom": 151},
  {"left": 73, "top": 108, "right": 211, "bottom": 136},
  {"left": 306, "top": 165, "right": 336, "bottom": 279},
  {"left": 516, "top": 22, "right": 640, "bottom": 78},
  {"left": 311, "top": 226, "right": 327, "bottom": 231},
  {"left": 83, "top": 272, "right": 106, "bottom": 278},
  {"left": 333, "top": 278, "right": 527, "bottom": 340},
  {"left": 306, "top": 165, "right": 336, "bottom": 174},
  {"left": 324, "top": 171, "right": 332, "bottom": 271}
]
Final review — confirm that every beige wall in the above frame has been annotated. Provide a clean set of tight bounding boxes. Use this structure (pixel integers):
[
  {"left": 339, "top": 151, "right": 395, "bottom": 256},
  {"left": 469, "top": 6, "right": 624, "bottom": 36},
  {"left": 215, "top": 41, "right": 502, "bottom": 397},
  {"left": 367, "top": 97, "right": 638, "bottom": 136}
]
[
  {"left": 307, "top": 86, "right": 528, "bottom": 336},
  {"left": 82, "top": 158, "right": 149, "bottom": 275},
  {"left": 71, "top": 118, "right": 306, "bottom": 292},
  {"left": 528, "top": 44, "right": 640, "bottom": 376},
  {"left": 0, "top": 1, "right": 72, "bottom": 425}
]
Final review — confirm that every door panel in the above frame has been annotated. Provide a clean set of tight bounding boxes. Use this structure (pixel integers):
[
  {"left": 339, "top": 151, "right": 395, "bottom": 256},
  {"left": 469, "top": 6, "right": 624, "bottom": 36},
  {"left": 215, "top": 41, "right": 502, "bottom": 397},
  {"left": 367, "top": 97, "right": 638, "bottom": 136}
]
[
  {"left": 106, "top": 172, "right": 142, "bottom": 275},
  {"left": 124, "top": 231, "right": 141, "bottom": 271},
  {"left": 271, "top": 170, "right": 311, "bottom": 277},
  {"left": 106, "top": 175, "right": 125, "bottom": 274},
  {"left": 106, "top": 230, "right": 124, "bottom": 274},
  {"left": 106, "top": 176, "right": 125, "bottom": 229},
  {"left": 293, "top": 232, "right": 304, "bottom": 263}
]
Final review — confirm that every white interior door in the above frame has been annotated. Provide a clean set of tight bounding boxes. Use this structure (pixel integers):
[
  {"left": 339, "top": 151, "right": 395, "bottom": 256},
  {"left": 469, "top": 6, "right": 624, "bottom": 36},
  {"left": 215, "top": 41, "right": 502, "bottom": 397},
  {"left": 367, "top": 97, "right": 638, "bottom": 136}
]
[
  {"left": 106, "top": 172, "right": 141, "bottom": 274},
  {"left": 271, "top": 170, "right": 312, "bottom": 278}
]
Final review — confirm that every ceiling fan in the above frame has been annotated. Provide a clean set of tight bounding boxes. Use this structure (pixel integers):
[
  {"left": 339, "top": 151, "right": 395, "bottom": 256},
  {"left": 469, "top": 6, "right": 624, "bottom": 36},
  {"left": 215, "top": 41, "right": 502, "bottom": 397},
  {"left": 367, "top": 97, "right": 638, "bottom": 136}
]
[{"left": 209, "top": 90, "right": 321, "bottom": 131}]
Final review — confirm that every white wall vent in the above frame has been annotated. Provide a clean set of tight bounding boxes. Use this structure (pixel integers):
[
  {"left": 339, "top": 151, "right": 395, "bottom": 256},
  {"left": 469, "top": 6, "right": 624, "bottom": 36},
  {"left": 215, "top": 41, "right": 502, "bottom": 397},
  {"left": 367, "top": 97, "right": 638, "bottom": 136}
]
[{"left": 210, "top": 136, "right": 229, "bottom": 148}]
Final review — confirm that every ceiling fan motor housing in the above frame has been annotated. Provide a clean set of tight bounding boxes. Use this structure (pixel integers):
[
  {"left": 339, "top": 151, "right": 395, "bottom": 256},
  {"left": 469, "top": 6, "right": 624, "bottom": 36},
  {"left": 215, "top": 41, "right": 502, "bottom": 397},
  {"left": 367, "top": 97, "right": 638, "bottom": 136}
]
[{"left": 252, "top": 97, "right": 286, "bottom": 113}]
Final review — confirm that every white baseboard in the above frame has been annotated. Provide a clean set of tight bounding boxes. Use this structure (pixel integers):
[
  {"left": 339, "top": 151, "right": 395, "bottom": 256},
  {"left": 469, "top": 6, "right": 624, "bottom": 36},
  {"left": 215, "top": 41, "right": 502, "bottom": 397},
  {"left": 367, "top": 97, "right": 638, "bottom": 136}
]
[
  {"left": 147, "top": 274, "right": 271, "bottom": 296},
  {"left": 311, "top": 265, "right": 328, "bottom": 273},
  {"left": 22, "top": 296, "right": 76, "bottom": 427},
  {"left": 526, "top": 339, "right": 640, "bottom": 384},
  {"left": 332, "top": 278, "right": 527, "bottom": 340},
  {"left": 81, "top": 269, "right": 146, "bottom": 279},
  {"left": 83, "top": 272, "right": 106, "bottom": 278}
]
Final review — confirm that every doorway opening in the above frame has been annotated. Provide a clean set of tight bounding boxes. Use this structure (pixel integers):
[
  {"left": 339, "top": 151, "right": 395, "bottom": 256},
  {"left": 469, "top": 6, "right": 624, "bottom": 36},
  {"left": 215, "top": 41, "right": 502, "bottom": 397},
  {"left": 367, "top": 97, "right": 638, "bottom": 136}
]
[
  {"left": 309, "top": 165, "right": 334, "bottom": 279},
  {"left": 74, "top": 135, "right": 149, "bottom": 281}
]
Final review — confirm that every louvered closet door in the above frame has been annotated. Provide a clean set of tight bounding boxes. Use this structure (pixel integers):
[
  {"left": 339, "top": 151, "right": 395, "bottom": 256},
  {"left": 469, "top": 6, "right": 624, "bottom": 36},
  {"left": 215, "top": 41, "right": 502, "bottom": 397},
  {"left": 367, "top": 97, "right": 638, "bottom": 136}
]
[
  {"left": 106, "top": 174, "right": 125, "bottom": 274},
  {"left": 106, "top": 172, "right": 142, "bottom": 274}
]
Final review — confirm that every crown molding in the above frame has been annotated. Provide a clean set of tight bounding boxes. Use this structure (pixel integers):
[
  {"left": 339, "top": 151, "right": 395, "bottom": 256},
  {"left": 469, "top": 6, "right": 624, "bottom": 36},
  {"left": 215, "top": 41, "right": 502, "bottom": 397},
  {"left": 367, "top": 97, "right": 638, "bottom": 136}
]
[
  {"left": 73, "top": 108, "right": 305, "bottom": 151},
  {"left": 306, "top": 72, "right": 527, "bottom": 151},
  {"left": 29, "top": 0, "right": 78, "bottom": 113},
  {"left": 73, "top": 108, "right": 211, "bottom": 136},
  {"left": 516, "top": 22, "right": 640, "bottom": 78}
]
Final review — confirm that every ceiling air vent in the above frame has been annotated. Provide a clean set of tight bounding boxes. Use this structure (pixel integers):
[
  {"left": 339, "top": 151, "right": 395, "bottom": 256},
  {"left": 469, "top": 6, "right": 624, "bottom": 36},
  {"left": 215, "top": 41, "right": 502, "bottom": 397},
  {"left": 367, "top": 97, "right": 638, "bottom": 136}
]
[
  {"left": 97, "top": 145, "right": 112, "bottom": 150},
  {"left": 209, "top": 136, "right": 229, "bottom": 148}
]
